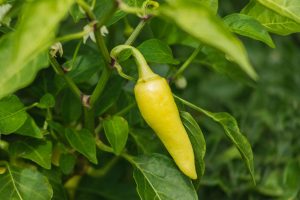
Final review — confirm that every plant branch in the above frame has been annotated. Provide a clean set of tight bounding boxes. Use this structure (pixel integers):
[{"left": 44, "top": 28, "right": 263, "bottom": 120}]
[
  {"left": 87, "top": 156, "right": 120, "bottom": 177},
  {"left": 55, "top": 30, "right": 89, "bottom": 43},
  {"left": 49, "top": 54, "right": 82, "bottom": 99},
  {"left": 115, "top": 102, "right": 136, "bottom": 116},
  {"left": 76, "top": 0, "right": 96, "bottom": 21},
  {"left": 172, "top": 45, "right": 202, "bottom": 80},
  {"left": 125, "top": 20, "right": 147, "bottom": 45},
  {"left": 95, "top": 138, "right": 114, "bottom": 153}
]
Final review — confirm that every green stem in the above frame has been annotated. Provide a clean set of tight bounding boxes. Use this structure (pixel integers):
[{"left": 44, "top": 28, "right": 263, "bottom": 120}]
[
  {"left": 55, "top": 30, "right": 89, "bottom": 43},
  {"left": 95, "top": 138, "right": 136, "bottom": 165},
  {"left": 72, "top": 40, "right": 82, "bottom": 68},
  {"left": 95, "top": 139, "right": 114, "bottom": 153},
  {"left": 89, "top": 67, "right": 111, "bottom": 108},
  {"left": 87, "top": 156, "right": 119, "bottom": 177},
  {"left": 125, "top": 20, "right": 146, "bottom": 45},
  {"left": 110, "top": 45, "right": 155, "bottom": 79},
  {"left": 173, "top": 94, "right": 210, "bottom": 116},
  {"left": 115, "top": 102, "right": 136, "bottom": 116},
  {"left": 172, "top": 45, "right": 202, "bottom": 80},
  {"left": 49, "top": 54, "right": 82, "bottom": 99},
  {"left": 76, "top": 0, "right": 96, "bottom": 21},
  {"left": 94, "top": 30, "right": 111, "bottom": 64},
  {"left": 83, "top": 2, "right": 117, "bottom": 109},
  {"left": 84, "top": 108, "right": 95, "bottom": 132}
]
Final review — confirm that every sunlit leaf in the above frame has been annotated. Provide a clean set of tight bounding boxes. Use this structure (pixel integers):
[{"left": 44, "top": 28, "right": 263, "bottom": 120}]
[
  {"left": 242, "top": 0, "right": 300, "bottom": 35},
  {"left": 223, "top": 13, "right": 275, "bottom": 48},
  {"left": 0, "top": 0, "right": 74, "bottom": 99},
  {"left": 161, "top": 0, "right": 258, "bottom": 79}
]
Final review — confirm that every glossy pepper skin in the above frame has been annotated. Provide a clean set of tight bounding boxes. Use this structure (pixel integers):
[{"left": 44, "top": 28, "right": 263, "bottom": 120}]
[{"left": 134, "top": 67, "right": 197, "bottom": 179}]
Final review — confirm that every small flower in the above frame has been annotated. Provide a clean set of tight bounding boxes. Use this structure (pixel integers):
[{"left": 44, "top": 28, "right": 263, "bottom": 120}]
[
  {"left": 50, "top": 42, "right": 63, "bottom": 57},
  {"left": 100, "top": 26, "right": 109, "bottom": 36},
  {"left": 83, "top": 22, "right": 109, "bottom": 44},
  {"left": 83, "top": 23, "right": 95, "bottom": 44}
]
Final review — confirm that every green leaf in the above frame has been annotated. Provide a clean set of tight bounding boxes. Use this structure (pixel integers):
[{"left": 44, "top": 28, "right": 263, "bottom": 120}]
[
  {"left": 0, "top": 164, "right": 53, "bottom": 200},
  {"left": 133, "top": 154, "right": 198, "bottom": 200},
  {"left": 130, "top": 128, "right": 164, "bottom": 154},
  {"left": 0, "top": 0, "right": 74, "bottom": 99},
  {"left": 41, "top": 169, "right": 68, "bottom": 200},
  {"left": 242, "top": 0, "right": 300, "bottom": 35},
  {"left": 38, "top": 93, "right": 55, "bottom": 109},
  {"left": 60, "top": 89, "right": 82, "bottom": 123},
  {"left": 95, "top": 77, "right": 124, "bottom": 116},
  {"left": 0, "top": 95, "right": 27, "bottom": 134},
  {"left": 200, "top": 0, "right": 218, "bottom": 13},
  {"left": 180, "top": 111, "right": 206, "bottom": 186},
  {"left": 94, "top": 0, "right": 143, "bottom": 26},
  {"left": 201, "top": 111, "right": 255, "bottom": 184},
  {"left": 15, "top": 115, "right": 43, "bottom": 138},
  {"left": 257, "top": 170, "right": 284, "bottom": 197},
  {"left": 59, "top": 153, "right": 76, "bottom": 175},
  {"left": 160, "top": 0, "right": 258, "bottom": 80},
  {"left": 9, "top": 140, "right": 52, "bottom": 169},
  {"left": 64, "top": 51, "right": 104, "bottom": 84},
  {"left": 257, "top": 0, "right": 300, "bottom": 24},
  {"left": 223, "top": 13, "right": 275, "bottom": 48},
  {"left": 174, "top": 95, "right": 255, "bottom": 184},
  {"left": 200, "top": 46, "right": 255, "bottom": 85},
  {"left": 103, "top": 116, "right": 129, "bottom": 155},
  {"left": 138, "top": 39, "right": 179, "bottom": 64},
  {"left": 65, "top": 128, "right": 97, "bottom": 164},
  {"left": 282, "top": 160, "right": 300, "bottom": 199}
]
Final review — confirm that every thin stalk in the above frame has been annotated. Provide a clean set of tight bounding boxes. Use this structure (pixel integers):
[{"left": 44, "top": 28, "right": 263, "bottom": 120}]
[
  {"left": 49, "top": 54, "right": 82, "bottom": 98},
  {"left": 84, "top": 108, "right": 94, "bottom": 132},
  {"left": 172, "top": 45, "right": 202, "bottom": 80},
  {"left": 94, "top": 30, "right": 111, "bottom": 63},
  {"left": 115, "top": 102, "right": 136, "bottom": 116},
  {"left": 87, "top": 156, "right": 120, "bottom": 177},
  {"left": 89, "top": 67, "right": 111, "bottom": 108},
  {"left": 71, "top": 40, "right": 82, "bottom": 68},
  {"left": 173, "top": 94, "right": 210, "bottom": 116},
  {"left": 55, "top": 30, "right": 89, "bottom": 43},
  {"left": 76, "top": 0, "right": 96, "bottom": 21},
  {"left": 96, "top": 139, "right": 114, "bottom": 153},
  {"left": 95, "top": 139, "right": 136, "bottom": 165},
  {"left": 125, "top": 20, "right": 146, "bottom": 45}
]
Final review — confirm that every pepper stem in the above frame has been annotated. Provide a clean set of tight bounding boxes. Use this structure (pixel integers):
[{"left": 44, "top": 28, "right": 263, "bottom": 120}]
[{"left": 110, "top": 45, "right": 156, "bottom": 80}]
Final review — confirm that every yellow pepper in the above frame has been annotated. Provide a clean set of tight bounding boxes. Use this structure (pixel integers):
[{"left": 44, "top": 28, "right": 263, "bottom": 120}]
[{"left": 111, "top": 45, "right": 197, "bottom": 179}]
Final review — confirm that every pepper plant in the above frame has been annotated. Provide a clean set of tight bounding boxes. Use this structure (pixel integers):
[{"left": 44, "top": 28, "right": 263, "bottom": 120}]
[{"left": 0, "top": 0, "right": 299, "bottom": 199}]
